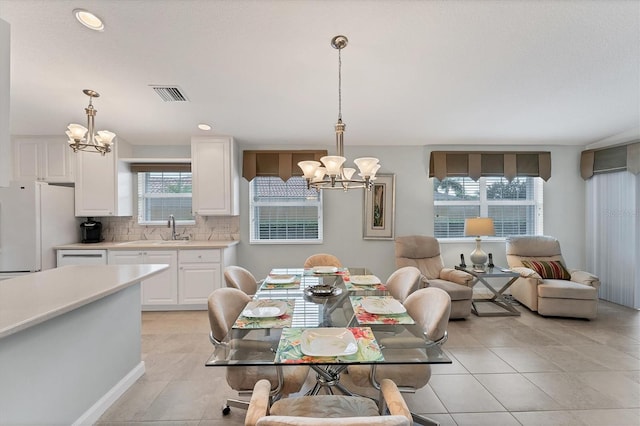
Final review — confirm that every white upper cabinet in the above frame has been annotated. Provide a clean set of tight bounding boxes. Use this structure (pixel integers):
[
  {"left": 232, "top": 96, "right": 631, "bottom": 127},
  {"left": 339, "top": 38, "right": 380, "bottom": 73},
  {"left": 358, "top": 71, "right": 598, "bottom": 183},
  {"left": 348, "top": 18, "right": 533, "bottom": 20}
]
[
  {"left": 74, "top": 138, "right": 133, "bottom": 217},
  {"left": 13, "top": 137, "right": 75, "bottom": 183},
  {"left": 191, "top": 136, "right": 239, "bottom": 216}
]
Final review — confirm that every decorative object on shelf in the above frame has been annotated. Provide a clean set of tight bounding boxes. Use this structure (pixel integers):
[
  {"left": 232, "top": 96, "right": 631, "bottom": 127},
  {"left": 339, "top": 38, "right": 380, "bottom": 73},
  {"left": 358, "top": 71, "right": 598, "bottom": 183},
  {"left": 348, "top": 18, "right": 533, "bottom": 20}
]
[
  {"left": 298, "top": 35, "right": 381, "bottom": 191},
  {"left": 363, "top": 174, "right": 396, "bottom": 240},
  {"left": 459, "top": 254, "right": 467, "bottom": 268},
  {"left": 464, "top": 217, "right": 495, "bottom": 270},
  {"left": 66, "top": 89, "right": 116, "bottom": 155},
  {"left": 487, "top": 253, "right": 495, "bottom": 268}
]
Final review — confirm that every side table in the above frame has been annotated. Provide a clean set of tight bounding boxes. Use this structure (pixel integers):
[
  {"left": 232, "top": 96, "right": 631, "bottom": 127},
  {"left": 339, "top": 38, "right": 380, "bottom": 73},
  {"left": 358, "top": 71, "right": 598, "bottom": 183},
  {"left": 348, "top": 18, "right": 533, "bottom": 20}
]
[{"left": 455, "top": 266, "right": 521, "bottom": 316}]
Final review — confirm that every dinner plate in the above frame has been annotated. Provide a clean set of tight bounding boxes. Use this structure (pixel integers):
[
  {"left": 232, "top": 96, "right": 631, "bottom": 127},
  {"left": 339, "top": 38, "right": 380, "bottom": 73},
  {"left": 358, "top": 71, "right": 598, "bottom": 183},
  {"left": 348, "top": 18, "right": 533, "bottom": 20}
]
[
  {"left": 312, "top": 266, "right": 339, "bottom": 274},
  {"left": 361, "top": 297, "right": 406, "bottom": 315},
  {"left": 300, "top": 328, "right": 358, "bottom": 357},
  {"left": 241, "top": 300, "right": 287, "bottom": 318},
  {"left": 264, "top": 275, "right": 297, "bottom": 284},
  {"left": 349, "top": 275, "right": 381, "bottom": 285}
]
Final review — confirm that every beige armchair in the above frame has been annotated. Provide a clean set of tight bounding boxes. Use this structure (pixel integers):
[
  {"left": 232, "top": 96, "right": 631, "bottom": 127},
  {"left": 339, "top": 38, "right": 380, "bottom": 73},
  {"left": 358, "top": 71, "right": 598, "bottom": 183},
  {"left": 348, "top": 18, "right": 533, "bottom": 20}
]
[
  {"left": 506, "top": 235, "right": 600, "bottom": 319},
  {"left": 304, "top": 253, "right": 343, "bottom": 268},
  {"left": 224, "top": 265, "right": 260, "bottom": 296},
  {"left": 395, "top": 235, "right": 474, "bottom": 319},
  {"left": 245, "top": 378, "right": 412, "bottom": 426},
  {"left": 385, "top": 266, "right": 422, "bottom": 302}
]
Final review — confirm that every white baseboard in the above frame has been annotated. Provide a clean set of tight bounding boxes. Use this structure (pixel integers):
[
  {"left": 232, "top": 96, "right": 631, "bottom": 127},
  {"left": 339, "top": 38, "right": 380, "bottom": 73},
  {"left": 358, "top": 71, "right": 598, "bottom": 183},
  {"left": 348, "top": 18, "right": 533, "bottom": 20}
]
[{"left": 73, "top": 361, "right": 145, "bottom": 426}]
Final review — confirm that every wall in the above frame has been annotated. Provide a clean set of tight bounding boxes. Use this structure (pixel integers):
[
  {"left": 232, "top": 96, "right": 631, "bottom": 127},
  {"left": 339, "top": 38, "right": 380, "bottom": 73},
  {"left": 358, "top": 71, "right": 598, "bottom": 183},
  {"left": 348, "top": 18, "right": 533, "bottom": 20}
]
[
  {"left": 236, "top": 143, "right": 587, "bottom": 280},
  {"left": 0, "top": 19, "right": 10, "bottom": 187}
]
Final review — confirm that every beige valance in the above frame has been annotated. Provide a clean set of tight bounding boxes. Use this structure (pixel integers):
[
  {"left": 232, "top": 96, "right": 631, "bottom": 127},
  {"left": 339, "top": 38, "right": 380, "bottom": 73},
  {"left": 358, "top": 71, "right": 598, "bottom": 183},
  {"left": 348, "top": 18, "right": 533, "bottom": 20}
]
[
  {"left": 242, "top": 150, "right": 328, "bottom": 181},
  {"left": 129, "top": 163, "right": 191, "bottom": 173},
  {"left": 580, "top": 141, "right": 640, "bottom": 180},
  {"left": 429, "top": 151, "right": 551, "bottom": 181}
]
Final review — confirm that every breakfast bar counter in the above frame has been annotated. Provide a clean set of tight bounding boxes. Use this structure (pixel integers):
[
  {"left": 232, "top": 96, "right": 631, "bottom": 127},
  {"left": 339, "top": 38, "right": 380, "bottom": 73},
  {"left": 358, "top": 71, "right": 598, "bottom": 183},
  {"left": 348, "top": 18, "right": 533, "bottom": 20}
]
[{"left": 0, "top": 264, "right": 168, "bottom": 425}]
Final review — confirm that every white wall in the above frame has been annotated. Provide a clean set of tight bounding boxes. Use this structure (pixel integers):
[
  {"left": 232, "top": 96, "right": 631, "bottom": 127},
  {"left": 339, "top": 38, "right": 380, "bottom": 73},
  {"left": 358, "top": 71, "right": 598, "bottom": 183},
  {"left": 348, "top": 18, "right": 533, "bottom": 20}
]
[
  {"left": 0, "top": 19, "right": 10, "bottom": 187},
  {"left": 236, "top": 143, "right": 587, "bottom": 280}
]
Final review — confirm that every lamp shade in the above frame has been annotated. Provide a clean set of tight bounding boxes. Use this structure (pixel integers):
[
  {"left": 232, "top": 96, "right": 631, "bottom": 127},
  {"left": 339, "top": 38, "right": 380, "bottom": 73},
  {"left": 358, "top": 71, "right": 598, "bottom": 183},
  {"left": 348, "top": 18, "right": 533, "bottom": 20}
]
[{"left": 464, "top": 217, "right": 495, "bottom": 237}]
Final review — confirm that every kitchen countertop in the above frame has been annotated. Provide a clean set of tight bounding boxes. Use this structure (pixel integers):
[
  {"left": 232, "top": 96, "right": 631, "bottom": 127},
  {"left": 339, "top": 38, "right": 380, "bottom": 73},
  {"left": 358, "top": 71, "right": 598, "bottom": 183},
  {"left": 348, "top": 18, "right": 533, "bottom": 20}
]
[
  {"left": 54, "top": 240, "right": 239, "bottom": 250},
  {"left": 0, "top": 264, "right": 168, "bottom": 339}
]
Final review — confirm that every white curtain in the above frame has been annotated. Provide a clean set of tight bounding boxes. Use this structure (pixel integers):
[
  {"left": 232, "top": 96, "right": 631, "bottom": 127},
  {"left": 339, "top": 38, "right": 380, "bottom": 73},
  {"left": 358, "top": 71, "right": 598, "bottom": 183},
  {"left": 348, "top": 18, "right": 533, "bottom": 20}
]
[{"left": 585, "top": 172, "right": 640, "bottom": 309}]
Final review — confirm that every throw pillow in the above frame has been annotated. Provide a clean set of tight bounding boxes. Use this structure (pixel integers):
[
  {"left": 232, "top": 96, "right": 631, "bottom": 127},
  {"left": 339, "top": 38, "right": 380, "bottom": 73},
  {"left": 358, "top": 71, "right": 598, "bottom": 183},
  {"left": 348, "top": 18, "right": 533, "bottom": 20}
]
[{"left": 521, "top": 260, "right": 571, "bottom": 280}]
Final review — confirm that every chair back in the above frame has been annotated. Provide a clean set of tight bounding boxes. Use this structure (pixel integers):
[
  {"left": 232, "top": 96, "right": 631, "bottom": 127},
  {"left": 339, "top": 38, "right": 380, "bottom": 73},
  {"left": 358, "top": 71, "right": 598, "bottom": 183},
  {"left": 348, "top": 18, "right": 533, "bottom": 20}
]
[
  {"left": 506, "top": 235, "right": 566, "bottom": 267},
  {"left": 304, "top": 253, "right": 343, "bottom": 268},
  {"left": 208, "top": 287, "right": 251, "bottom": 342},
  {"left": 394, "top": 235, "right": 445, "bottom": 280},
  {"left": 404, "top": 287, "right": 451, "bottom": 343},
  {"left": 385, "top": 266, "right": 422, "bottom": 303},
  {"left": 224, "top": 265, "right": 259, "bottom": 295}
]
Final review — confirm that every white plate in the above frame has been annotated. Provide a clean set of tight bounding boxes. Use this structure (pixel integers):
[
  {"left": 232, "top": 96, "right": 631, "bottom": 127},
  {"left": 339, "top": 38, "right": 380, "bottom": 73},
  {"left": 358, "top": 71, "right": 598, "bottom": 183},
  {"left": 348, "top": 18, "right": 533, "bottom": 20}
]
[
  {"left": 312, "top": 266, "right": 339, "bottom": 274},
  {"left": 242, "top": 300, "right": 287, "bottom": 318},
  {"left": 350, "top": 275, "right": 381, "bottom": 285},
  {"left": 361, "top": 297, "right": 406, "bottom": 315},
  {"left": 300, "top": 328, "right": 358, "bottom": 357},
  {"left": 265, "top": 275, "right": 297, "bottom": 284}
]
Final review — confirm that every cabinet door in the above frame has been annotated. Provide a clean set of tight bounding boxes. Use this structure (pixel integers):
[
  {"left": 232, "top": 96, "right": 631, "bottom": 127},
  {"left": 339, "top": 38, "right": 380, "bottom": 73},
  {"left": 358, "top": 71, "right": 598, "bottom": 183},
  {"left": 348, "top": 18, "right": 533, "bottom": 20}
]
[
  {"left": 75, "top": 150, "right": 116, "bottom": 216},
  {"left": 178, "top": 263, "right": 220, "bottom": 305},
  {"left": 42, "top": 141, "right": 74, "bottom": 182},
  {"left": 191, "top": 137, "right": 238, "bottom": 215},
  {"left": 142, "top": 251, "right": 178, "bottom": 306},
  {"left": 13, "top": 139, "right": 41, "bottom": 181}
]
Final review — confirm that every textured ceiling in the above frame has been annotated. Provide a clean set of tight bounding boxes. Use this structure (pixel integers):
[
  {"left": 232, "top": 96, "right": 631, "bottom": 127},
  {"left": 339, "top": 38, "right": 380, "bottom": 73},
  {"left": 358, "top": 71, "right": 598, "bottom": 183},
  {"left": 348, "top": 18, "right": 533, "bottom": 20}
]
[{"left": 1, "top": 0, "right": 638, "bottom": 147}]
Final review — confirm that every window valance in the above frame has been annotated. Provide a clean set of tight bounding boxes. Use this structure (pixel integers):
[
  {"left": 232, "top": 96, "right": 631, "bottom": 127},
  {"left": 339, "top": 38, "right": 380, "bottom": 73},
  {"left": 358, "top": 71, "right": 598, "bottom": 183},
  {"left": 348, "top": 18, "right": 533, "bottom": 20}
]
[
  {"left": 428, "top": 151, "right": 551, "bottom": 181},
  {"left": 129, "top": 163, "right": 191, "bottom": 173},
  {"left": 242, "top": 150, "right": 328, "bottom": 181},
  {"left": 580, "top": 141, "right": 640, "bottom": 180}
]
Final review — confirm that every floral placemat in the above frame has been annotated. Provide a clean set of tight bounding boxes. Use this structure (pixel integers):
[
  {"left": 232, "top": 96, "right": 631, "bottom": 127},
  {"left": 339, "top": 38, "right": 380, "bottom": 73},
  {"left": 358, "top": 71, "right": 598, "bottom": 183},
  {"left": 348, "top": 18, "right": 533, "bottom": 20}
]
[
  {"left": 232, "top": 300, "right": 295, "bottom": 329},
  {"left": 303, "top": 267, "right": 349, "bottom": 276},
  {"left": 275, "top": 327, "right": 384, "bottom": 364},
  {"left": 344, "top": 280, "right": 388, "bottom": 292},
  {"left": 259, "top": 278, "right": 301, "bottom": 290},
  {"left": 350, "top": 296, "right": 415, "bottom": 325}
]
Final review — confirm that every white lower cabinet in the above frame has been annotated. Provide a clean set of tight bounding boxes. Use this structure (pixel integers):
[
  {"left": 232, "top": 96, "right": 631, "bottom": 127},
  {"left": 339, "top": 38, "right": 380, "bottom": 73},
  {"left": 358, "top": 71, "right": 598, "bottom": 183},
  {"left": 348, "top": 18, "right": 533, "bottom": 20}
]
[
  {"left": 107, "top": 250, "right": 178, "bottom": 307},
  {"left": 178, "top": 249, "right": 221, "bottom": 305}
]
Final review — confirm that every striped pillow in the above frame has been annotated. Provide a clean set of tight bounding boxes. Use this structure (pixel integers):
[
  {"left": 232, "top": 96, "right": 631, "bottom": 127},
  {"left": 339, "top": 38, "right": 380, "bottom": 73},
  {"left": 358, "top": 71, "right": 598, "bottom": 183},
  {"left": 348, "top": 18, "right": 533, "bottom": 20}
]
[{"left": 521, "top": 260, "right": 571, "bottom": 280}]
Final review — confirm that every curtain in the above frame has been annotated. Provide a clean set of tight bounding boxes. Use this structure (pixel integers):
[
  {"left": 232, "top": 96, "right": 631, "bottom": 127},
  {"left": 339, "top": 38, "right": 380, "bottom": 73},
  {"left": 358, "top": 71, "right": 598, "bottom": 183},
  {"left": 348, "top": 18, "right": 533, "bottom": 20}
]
[
  {"left": 429, "top": 151, "right": 551, "bottom": 181},
  {"left": 585, "top": 172, "right": 640, "bottom": 309}
]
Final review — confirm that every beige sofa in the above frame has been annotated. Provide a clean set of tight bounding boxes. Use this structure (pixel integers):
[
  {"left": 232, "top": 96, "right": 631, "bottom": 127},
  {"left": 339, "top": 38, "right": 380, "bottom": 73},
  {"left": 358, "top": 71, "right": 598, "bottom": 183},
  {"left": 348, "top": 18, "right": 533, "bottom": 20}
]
[
  {"left": 505, "top": 235, "right": 600, "bottom": 319},
  {"left": 395, "top": 235, "right": 474, "bottom": 319}
]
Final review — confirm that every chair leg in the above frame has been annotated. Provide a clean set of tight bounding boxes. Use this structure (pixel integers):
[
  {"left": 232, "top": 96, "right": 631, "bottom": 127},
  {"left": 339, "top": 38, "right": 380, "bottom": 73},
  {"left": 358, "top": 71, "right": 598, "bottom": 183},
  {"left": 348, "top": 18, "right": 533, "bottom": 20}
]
[
  {"left": 222, "top": 398, "right": 251, "bottom": 415},
  {"left": 411, "top": 412, "right": 440, "bottom": 426}
]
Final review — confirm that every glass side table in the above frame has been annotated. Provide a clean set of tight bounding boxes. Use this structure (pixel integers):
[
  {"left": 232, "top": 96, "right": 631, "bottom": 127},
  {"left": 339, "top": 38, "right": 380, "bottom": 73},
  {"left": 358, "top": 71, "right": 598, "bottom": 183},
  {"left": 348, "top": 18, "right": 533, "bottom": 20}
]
[{"left": 455, "top": 266, "right": 521, "bottom": 316}]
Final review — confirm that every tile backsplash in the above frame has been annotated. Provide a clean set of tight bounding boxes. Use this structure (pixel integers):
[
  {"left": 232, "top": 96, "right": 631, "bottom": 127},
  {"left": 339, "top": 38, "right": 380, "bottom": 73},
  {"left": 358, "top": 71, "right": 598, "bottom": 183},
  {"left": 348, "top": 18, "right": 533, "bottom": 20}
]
[{"left": 97, "top": 216, "right": 239, "bottom": 242}]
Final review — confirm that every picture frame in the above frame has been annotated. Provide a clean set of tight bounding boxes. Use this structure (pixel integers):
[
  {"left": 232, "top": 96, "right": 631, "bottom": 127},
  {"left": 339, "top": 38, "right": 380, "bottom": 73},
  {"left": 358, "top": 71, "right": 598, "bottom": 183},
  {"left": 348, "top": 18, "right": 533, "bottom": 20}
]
[{"left": 363, "top": 174, "right": 396, "bottom": 240}]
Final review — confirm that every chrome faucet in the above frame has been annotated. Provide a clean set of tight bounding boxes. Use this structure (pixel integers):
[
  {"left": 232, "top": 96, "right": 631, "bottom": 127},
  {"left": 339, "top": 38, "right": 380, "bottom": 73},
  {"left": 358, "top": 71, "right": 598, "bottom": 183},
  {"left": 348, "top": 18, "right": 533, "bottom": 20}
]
[{"left": 168, "top": 214, "right": 178, "bottom": 240}]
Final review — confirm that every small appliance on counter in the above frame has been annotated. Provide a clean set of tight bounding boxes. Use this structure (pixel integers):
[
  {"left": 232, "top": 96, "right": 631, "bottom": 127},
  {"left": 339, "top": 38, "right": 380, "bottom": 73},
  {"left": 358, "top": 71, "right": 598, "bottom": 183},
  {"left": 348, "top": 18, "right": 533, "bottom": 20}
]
[{"left": 80, "top": 217, "right": 103, "bottom": 243}]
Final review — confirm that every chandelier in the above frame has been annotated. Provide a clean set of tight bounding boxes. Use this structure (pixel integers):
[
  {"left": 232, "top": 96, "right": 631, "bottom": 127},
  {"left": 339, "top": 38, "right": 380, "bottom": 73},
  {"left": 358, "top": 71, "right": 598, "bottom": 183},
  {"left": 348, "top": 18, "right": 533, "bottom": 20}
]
[
  {"left": 66, "top": 89, "right": 116, "bottom": 155},
  {"left": 298, "top": 35, "right": 380, "bottom": 191}
]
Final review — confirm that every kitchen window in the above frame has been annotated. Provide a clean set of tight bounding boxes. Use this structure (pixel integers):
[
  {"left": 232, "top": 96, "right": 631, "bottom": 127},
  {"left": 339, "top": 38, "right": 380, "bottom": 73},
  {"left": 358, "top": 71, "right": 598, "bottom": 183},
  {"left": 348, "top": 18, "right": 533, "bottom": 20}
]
[
  {"left": 137, "top": 171, "right": 194, "bottom": 225},
  {"left": 434, "top": 176, "right": 543, "bottom": 238},
  {"left": 249, "top": 176, "right": 323, "bottom": 244}
]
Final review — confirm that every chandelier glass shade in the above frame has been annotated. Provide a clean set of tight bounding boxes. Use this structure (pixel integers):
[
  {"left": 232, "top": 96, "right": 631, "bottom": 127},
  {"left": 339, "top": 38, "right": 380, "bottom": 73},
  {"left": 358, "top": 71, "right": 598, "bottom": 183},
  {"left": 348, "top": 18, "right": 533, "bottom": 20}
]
[
  {"left": 298, "top": 35, "right": 381, "bottom": 191},
  {"left": 66, "top": 89, "right": 116, "bottom": 155}
]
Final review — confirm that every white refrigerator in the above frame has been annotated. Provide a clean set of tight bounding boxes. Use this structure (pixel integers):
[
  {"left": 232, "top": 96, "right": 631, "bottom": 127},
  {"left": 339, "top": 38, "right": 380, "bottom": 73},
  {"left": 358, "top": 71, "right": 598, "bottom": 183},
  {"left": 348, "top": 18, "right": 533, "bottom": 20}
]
[{"left": 0, "top": 181, "right": 77, "bottom": 278}]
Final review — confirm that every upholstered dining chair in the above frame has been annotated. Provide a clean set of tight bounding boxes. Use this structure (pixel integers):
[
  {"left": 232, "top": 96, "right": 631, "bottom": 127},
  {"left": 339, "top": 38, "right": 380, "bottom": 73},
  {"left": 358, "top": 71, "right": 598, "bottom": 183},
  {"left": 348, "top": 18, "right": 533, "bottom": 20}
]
[
  {"left": 245, "top": 378, "right": 413, "bottom": 426},
  {"left": 347, "top": 287, "right": 451, "bottom": 425},
  {"left": 224, "top": 265, "right": 261, "bottom": 296},
  {"left": 384, "top": 266, "right": 423, "bottom": 303},
  {"left": 207, "top": 288, "right": 309, "bottom": 415},
  {"left": 303, "top": 253, "right": 343, "bottom": 268}
]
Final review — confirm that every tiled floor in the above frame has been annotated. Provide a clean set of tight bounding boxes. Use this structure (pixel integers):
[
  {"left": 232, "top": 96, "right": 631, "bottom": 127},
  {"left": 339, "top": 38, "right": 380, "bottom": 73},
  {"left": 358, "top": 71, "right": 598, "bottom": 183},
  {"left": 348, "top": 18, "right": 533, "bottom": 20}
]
[{"left": 97, "top": 300, "right": 640, "bottom": 425}]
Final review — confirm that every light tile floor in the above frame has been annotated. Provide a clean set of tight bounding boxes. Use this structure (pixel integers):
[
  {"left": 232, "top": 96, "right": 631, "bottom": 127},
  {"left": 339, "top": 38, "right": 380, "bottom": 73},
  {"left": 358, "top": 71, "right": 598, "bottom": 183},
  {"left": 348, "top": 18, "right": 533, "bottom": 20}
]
[{"left": 97, "top": 300, "right": 640, "bottom": 426}]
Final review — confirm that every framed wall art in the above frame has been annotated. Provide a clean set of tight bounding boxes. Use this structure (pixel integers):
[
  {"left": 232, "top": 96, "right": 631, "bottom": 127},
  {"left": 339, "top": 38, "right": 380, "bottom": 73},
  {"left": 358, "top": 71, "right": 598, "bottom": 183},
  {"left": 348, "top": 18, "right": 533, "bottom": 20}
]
[{"left": 363, "top": 174, "right": 396, "bottom": 240}]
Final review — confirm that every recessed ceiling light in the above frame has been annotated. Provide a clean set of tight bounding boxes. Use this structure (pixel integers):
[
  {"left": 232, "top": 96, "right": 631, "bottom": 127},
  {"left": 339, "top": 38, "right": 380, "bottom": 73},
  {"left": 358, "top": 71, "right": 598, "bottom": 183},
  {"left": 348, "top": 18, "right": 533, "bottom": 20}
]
[
  {"left": 198, "top": 124, "right": 212, "bottom": 131},
  {"left": 73, "top": 9, "right": 105, "bottom": 31}
]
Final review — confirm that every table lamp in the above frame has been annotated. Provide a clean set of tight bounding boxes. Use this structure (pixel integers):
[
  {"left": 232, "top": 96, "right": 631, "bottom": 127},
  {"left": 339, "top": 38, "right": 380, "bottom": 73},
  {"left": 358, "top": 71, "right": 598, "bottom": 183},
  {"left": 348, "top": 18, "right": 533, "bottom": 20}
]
[{"left": 464, "top": 217, "right": 495, "bottom": 270}]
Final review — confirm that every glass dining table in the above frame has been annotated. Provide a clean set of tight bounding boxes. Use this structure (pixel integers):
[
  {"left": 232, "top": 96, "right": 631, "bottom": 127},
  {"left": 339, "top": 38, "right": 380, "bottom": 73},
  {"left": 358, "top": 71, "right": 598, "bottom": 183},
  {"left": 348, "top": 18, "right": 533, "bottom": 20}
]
[{"left": 205, "top": 267, "right": 452, "bottom": 397}]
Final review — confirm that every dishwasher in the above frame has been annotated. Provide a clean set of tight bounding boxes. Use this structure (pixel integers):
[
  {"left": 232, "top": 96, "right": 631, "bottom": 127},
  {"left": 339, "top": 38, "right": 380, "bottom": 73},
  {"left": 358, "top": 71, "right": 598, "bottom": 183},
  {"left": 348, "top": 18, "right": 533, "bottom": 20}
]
[{"left": 57, "top": 249, "right": 108, "bottom": 266}]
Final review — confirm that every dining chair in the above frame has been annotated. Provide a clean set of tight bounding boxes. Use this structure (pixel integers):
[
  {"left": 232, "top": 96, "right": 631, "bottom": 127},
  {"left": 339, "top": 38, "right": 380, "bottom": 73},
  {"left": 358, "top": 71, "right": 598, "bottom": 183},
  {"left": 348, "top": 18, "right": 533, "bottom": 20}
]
[
  {"left": 207, "top": 287, "right": 309, "bottom": 415},
  {"left": 303, "top": 253, "right": 343, "bottom": 268},
  {"left": 224, "top": 265, "right": 260, "bottom": 296},
  {"left": 347, "top": 287, "right": 451, "bottom": 425},
  {"left": 245, "top": 378, "right": 412, "bottom": 426},
  {"left": 384, "top": 266, "right": 423, "bottom": 303}
]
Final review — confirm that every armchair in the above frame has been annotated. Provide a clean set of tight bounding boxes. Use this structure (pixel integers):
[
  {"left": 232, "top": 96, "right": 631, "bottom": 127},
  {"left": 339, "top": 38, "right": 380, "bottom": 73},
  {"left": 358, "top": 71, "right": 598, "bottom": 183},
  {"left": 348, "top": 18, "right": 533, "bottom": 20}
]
[
  {"left": 505, "top": 235, "right": 600, "bottom": 319},
  {"left": 304, "top": 253, "right": 343, "bottom": 268},
  {"left": 395, "top": 235, "right": 474, "bottom": 319},
  {"left": 224, "top": 265, "right": 261, "bottom": 296}
]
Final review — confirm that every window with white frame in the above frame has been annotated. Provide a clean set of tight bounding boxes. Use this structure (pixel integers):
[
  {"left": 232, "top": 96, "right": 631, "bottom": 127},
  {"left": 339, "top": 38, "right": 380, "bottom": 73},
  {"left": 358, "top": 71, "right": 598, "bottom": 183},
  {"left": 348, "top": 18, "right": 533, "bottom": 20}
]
[
  {"left": 250, "top": 176, "right": 323, "bottom": 243},
  {"left": 137, "top": 172, "right": 194, "bottom": 225},
  {"left": 433, "top": 176, "right": 543, "bottom": 238}
]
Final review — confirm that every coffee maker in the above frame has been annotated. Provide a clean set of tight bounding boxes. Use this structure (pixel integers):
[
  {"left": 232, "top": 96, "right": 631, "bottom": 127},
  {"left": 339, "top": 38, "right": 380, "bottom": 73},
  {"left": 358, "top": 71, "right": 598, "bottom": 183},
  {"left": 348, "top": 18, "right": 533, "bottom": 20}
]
[{"left": 80, "top": 217, "right": 102, "bottom": 243}]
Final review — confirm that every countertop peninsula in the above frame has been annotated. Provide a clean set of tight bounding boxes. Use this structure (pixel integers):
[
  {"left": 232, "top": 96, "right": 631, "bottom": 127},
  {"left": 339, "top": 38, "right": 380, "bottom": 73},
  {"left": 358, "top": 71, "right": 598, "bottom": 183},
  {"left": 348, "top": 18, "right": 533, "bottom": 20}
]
[{"left": 54, "top": 239, "right": 239, "bottom": 250}]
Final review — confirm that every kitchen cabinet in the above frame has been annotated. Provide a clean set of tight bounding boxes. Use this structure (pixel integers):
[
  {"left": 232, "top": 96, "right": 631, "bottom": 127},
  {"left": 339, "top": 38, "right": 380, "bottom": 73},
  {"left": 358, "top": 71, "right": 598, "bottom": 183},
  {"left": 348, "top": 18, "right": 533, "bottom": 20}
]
[
  {"left": 191, "top": 136, "right": 239, "bottom": 216},
  {"left": 13, "top": 137, "right": 75, "bottom": 183},
  {"left": 74, "top": 138, "right": 133, "bottom": 217},
  {"left": 107, "top": 250, "right": 178, "bottom": 307},
  {"left": 178, "top": 249, "right": 222, "bottom": 305}
]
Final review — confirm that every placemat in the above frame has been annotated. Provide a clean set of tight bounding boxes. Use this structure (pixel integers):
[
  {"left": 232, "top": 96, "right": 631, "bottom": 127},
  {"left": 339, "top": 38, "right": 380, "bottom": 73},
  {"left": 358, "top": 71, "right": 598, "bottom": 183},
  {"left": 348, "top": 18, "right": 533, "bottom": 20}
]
[
  {"left": 349, "top": 296, "right": 415, "bottom": 325},
  {"left": 344, "top": 280, "right": 388, "bottom": 292},
  {"left": 275, "top": 327, "right": 384, "bottom": 363},
  {"left": 232, "top": 300, "right": 295, "bottom": 329}
]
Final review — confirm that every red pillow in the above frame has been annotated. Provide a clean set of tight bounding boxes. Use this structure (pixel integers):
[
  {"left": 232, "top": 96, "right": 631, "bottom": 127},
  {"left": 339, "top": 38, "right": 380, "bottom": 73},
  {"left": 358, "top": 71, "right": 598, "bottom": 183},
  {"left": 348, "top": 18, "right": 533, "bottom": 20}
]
[{"left": 521, "top": 260, "right": 571, "bottom": 280}]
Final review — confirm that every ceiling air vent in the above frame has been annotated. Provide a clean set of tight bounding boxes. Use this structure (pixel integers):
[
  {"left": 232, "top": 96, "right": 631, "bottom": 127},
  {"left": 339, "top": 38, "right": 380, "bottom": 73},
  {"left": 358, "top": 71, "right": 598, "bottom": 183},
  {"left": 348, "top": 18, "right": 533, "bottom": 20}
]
[{"left": 150, "top": 85, "right": 189, "bottom": 102}]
